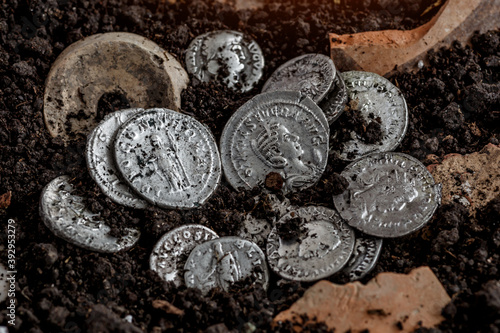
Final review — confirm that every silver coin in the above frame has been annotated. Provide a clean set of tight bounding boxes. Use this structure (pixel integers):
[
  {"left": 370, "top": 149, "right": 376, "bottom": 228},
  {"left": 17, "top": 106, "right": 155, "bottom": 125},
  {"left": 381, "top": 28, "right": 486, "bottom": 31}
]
[
  {"left": 342, "top": 235, "right": 383, "bottom": 281},
  {"left": 319, "top": 69, "right": 348, "bottom": 124},
  {"left": 332, "top": 71, "right": 408, "bottom": 161},
  {"left": 39, "top": 176, "right": 140, "bottom": 253},
  {"left": 184, "top": 236, "right": 269, "bottom": 294},
  {"left": 333, "top": 152, "right": 442, "bottom": 238},
  {"left": 185, "top": 30, "right": 264, "bottom": 92},
  {"left": 86, "top": 108, "right": 148, "bottom": 209},
  {"left": 150, "top": 224, "right": 218, "bottom": 287},
  {"left": 261, "top": 54, "right": 336, "bottom": 104},
  {"left": 114, "top": 108, "right": 221, "bottom": 209},
  {"left": 266, "top": 206, "right": 355, "bottom": 282},
  {"left": 220, "top": 91, "right": 329, "bottom": 193},
  {"left": 0, "top": 262, "right": 8, "bottom": 303}
]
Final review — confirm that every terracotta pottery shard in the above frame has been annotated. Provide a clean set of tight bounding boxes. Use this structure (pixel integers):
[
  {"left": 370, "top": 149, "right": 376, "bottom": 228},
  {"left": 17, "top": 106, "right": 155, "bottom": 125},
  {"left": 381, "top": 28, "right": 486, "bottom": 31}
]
[
  {"left": 330, "top": 0, "right": 500, "bottom": 76},
  {"left": 273, "top": 266, "right": 451, "bottom": 333}
]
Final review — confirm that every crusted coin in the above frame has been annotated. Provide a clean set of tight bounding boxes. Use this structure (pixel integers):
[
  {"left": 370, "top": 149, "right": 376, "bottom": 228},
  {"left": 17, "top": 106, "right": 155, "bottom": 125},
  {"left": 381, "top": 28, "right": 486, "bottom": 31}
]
[
  {"left": 333, "top": 152, "right": 442, "bottom": 238},
  {"left": 185, "top": 30, "right": 264, "bottom": 92},
  {"left": 319, "top": 69, "right": 348, "bottom": 124},
  {"left": 220, "top": 91, "right": 329, "bottom": 193},
  {"left": 114, "top": 108, "right": 221, "bottom": 209},
  {"left": 342, "top": 234, "right": 383, "bottom": 281},
  {"left": 184, "top": 236, "right": 269, "bottom": 294},
  {"left": 150, "top": 224, "right": 219, "bottom": 287},
  {"left": 266, "top": 206, "right": 355, "bottom": 282},
  {"left": 39, "top": 176, "right": 140, "bottom": 253}
]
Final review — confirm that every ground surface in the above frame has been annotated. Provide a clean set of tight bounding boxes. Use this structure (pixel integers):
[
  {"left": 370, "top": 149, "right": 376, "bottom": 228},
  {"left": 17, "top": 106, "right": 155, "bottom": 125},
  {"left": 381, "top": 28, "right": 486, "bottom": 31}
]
[{"left": 0, "top": 0, "right": 499, "bottom": 332}]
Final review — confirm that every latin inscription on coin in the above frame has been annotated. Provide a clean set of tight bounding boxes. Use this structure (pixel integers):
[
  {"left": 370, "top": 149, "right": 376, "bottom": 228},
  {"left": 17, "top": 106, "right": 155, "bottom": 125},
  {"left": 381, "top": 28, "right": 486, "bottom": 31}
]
[
  {"left": 266, "top": 206, "right": 355, "bottom": 282},
  {"left": 184, "top": 237, "right": 269, "bottom": 294},
  {"left": 39, "top": 176, "right": 140, "bottom": 253},
  {"left": 185, "top": 30, "right": 264, "bottom": 92},
  {"left": 220, "top": 91, "right": 329, "bottom": 193},
  {"left": 86, "top": 108, "right": 148, "bottom": 209},
  {"left": 342, "top": 235, "right": 383, "bottom": 281},
  {"left": 333, "top": 152, "right": 442, "bottom": 238},
  {"left": 261, "top": 54, "right": 336, "bottom": 104},
  {"left": 114, "top": 108, "right": 221, "bottom": 209},
  {"left": 319, "top": 69, "right": 348, "bottom": 124},
  {"left": 150, "top": 225, "right": 218, "bottom": 287}
]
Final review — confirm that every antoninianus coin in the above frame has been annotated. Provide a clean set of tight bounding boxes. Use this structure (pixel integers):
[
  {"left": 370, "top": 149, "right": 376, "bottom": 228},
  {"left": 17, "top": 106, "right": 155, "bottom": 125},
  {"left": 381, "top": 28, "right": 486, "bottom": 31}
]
[
  {"left": 86, "top": 108, "right": 148, "bottom": 209},
  {"left": 220, "top": 91, "right": 329, "bottom": 193},
  {"left": 185, "top": 30, "right": 264, "bottom": 92},
  {"left": 261, "top": 54, "right": 336, "bottom": 104},
  {"left": 333, "top": 152, "right": 442, "bottom": 238},
  {"left": 150, "top": 225, "right": 218, "bottom": 287},
  {"left": 114, "top": 108, "right": 221, "bottom": 209},
  {"left": 342, "top": 235, "right": 383, "bottom": 281},
  {"left": 184, "top": 236, "right": 270, "bottom": 294},
  {"left": 266, "top": 206, "right": 355, "bottom": 282},
  {"left": 319, "top": 69, "right": 348, "bottom": 124},
  {"left": 332, "top": 71, "right": 408, "bottom": 161},
  {"left": 39, "top": 176, "right": 140, "bottom": 253}
]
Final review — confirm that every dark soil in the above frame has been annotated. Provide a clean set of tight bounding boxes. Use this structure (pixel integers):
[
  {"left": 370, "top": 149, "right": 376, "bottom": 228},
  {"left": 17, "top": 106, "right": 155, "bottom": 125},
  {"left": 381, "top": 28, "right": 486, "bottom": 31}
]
[{"left": 0, "top": 0, "right": 499, "bottom": 332}]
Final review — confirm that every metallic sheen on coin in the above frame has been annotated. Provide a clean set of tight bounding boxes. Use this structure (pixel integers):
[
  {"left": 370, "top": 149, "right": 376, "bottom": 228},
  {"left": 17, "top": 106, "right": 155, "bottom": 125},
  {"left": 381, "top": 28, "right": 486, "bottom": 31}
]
[
  {"left": 185, "top": 30, "right": 264, "bottom": 92},
  {"left": 342, "top": 235, "right": 383, "bottom": 281},
  {"left": 266, "top": 206, "right": 355, "bottom": 282},
  {"left": 261, "top": 54, "right": 336, "bottom": 104},
  {"left": 39, "top": 176, "right": 140, "bottom": 253},
  {"left": 332, "top": 71, "right": 408, "bottom": 161},
  {"left": 150, "top": 225, "right": 218, "bottom": 287},
  {"left": 319, "top": 69, "right": 348, "bottom": 124},
  {"left": 333, "top": 152, "right": 442, "bottom": 238},
  {"left": 220, "top": 91, "right": 329, "bottom": 193},
  {"left": 114, "top": 108, "right": 221, "bottom": 209},
  {"left": 184, "top": 236, "right": 269, "bottom": 294},
  {"left": 86, "top": 108, "right": 148, "bottom": 209}
]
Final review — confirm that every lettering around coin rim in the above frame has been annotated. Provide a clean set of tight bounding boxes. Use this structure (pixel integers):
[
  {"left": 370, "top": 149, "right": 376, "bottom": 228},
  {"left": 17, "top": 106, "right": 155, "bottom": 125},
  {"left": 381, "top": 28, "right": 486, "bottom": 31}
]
[{"left": 342, "top": 235, "right": 383, "bottom": 281}]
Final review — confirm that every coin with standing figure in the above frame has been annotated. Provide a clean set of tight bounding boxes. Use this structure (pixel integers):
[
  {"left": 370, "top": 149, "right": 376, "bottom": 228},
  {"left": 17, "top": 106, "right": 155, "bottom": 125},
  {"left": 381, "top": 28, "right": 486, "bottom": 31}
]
[{"left": 342, "top": 235, "right": 383, "bottom": 281}]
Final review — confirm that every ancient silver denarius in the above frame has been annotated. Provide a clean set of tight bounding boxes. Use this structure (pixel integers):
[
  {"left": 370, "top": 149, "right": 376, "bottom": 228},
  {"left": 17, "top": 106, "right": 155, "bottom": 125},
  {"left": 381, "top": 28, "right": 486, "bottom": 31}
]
[
  {"left": 184, "top": 237, "right": 269, "bottom": 294},
  {"left": 266, "top": 206, "right": 355, "bottom": 282},
  {"left": 220, "top": 91, "right": 329, "bottom": 193},
  {"left": 39, "top": 176, "right": 140, "bottom": 253},
  {"left": 319, "top": 69, "right": 348, "bottom": 124},
  {"left": 185, "top": 30, "right": 264, "bottom": 92},
  {"left": 333, "top": 152, "right": 442, "bottom": 238},
  {"left": 150, "top": 225, "right": 218, "bottom": 287},
  {"left": 332, "top": 71, "right": 408, "bottom": 161},
  {"left": 114, "top": 108, "right": 221, "bottom": 209},
  {"left": 261, "top": 54, "right": 336, "bottom": 104},
  {"left": 86, "top": 108, "right": 148, "bottom": 209},
  {"left": 342, "top": 235, "right": 383, "bottom": 281}
]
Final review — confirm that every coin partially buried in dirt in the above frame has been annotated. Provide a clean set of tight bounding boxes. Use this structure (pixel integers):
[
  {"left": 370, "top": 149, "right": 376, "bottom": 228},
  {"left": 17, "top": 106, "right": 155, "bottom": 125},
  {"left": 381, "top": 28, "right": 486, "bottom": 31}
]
[
  {"left": 39, "top": 176, "right": 140, "bottom": 253},
  {"left": 114, "top": 108, "right": 222, "bottom": 209},
  {"left": 150, "top": 225, "right": 219, "bottom": 287},
  {"left": 333, "top": 152, "right": 442, "bottom": 238},
  {"left": 342, "top": 234, "right": 383, "bottom": 281}
]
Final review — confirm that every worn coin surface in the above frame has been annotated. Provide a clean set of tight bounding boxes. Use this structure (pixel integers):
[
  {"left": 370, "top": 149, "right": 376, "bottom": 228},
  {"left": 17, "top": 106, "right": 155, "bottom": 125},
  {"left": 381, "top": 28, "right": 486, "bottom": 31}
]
[
  {"left": 319, "top": 69, "right": 348, "bottom": 124},
  {"left": 184, "top": 236, "right": 269, "bottom": 294},
  {"left": 39, "top": 176, "right": 140, "bottom": 253},
  {"left": 86, "top": 108, "right": 148, "bottom": 209},
  {"left": 267, "top": 206, "right": 355, "bottom": 282},
  {"left": 332, "top": 71, "right": 408, "bottom": 161},
  {"left": 150, "top": 225, "right": 218, "bottom": 287},
  {"left": 185, "top": 30, "right": 264, "bottom": 92},
  {"left": 333, "top": 152, "right": 442, "bottom": 238},
  {"left": 220, "top": 91, "right": 329, "bottom": 193},
  {"left": 261, "top": 54, "right": 336, "bottom": 104},
  {"left": 114, "top": 108, "right": 221, "bottom": 209},
  {"left": 342, "top": 235, "right": 383, "bottom": 281}
]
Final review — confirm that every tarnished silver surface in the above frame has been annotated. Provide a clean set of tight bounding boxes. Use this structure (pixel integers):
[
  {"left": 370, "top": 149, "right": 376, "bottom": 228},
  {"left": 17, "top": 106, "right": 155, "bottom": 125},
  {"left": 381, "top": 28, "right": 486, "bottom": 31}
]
[
  {"left": 332, "top": 71, "right": 408, "bottom": 161},
  {"left": 333, "top": 152, "right": 442, "bottom": 238},
  {"left": 261, "top": 54, "right": 336, "bottom": 104},
  {"left": 184, "top": 236, "right": 269, "bottom": 294},
  {"left": 342, "top": 235, "right": 383, "bottom": 281},
  {"left": 114, "top": 108, "right": 221, "bottom": 209},
  {"left": 266, "top": 206, "right": 355, "bottom": 282},
  {"left": 319, "top": 69, "right": 348, "bottom": 124},
  {"left": 39, "top": 176, "right": 140, "bottom": 253},
  {"left": 150, "top": 224, "right": 218, "bottom": 287},
  {"left": 86, "top": 108, "right": 148, "bottom": 209},
  {"left": 220, "top": 91, "right": 329, "bottom": 193},
  {"left": 185, "top": 30, "right": 264, "bottom": 92}
]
